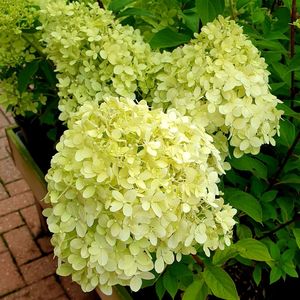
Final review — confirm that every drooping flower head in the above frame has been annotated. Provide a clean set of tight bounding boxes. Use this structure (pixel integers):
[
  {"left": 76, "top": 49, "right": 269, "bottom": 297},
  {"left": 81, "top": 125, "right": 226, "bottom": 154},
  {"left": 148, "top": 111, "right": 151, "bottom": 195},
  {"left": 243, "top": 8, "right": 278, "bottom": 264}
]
[{"left": 45, "top": 97, "right": 236, "bottom": 294}]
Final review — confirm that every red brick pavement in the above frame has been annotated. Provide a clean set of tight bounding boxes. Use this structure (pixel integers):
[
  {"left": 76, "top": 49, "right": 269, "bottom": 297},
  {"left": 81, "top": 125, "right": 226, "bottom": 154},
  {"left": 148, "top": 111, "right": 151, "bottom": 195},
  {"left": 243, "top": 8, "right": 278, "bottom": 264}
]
[{"left": 0, "top": 108, "right": 98, "bottom": 300}]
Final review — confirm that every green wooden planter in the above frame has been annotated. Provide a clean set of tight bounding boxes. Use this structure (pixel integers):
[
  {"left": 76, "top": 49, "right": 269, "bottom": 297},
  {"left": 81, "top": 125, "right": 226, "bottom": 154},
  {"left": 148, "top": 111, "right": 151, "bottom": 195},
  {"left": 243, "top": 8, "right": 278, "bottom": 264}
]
[{"left": 5, "top": 126, "right": 133, "bottom": 300}]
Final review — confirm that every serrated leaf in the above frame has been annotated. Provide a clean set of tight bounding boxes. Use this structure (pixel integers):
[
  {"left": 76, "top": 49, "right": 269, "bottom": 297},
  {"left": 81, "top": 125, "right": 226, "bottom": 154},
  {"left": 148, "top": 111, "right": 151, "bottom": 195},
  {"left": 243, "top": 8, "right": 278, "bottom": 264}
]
[
  {"left": 230, "top": 155, "right": 268, "bottom": 179},
  {"left": 182, "top": 279, "right": 208, "bottom": 300},
  {"left": 225, "top": 188, "right": 262, "bottom": 223},
  {"left": 17, "top": 60, "right": 40, "bottom": 93},
  {"left": 203, "top": 266, "right": 239, "bottom": 300},
  {"left": 149, "top": 28, "right": 191, "bottom": 49},
  {"left": 236, "top": 239, "right": 272, "bottom": 262},
  {"left": 196, "top": 0, "right": 225, "bottom": 25}
]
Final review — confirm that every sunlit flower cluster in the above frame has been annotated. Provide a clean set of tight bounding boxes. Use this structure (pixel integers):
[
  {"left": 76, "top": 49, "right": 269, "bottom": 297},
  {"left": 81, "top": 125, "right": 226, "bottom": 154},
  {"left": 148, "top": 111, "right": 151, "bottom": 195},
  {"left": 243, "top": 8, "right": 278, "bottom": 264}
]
[
  {"left": 40, "top": 0, "right": 153, "bottom": 121},
  {"left": 149, "top": 16, "right": 283, "bottom": 157},
  {"left": 45, "top": 97, "right": 237, "bottom": 294},
  {"left": 0, "top": 74, "right": 46, "bottom": 116}
]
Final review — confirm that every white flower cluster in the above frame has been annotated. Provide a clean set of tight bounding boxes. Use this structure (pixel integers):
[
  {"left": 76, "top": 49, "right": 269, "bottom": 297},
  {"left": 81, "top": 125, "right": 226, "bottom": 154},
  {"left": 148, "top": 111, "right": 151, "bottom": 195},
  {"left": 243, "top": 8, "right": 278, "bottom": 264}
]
[
  {"left": 45, "top": 97, "right": 237, "bottom": 294},
  {"left": 40, "top": 0, "right": 153, "bottom": 121},
  {"left": 149, "top": 16, "right": 283, "bottom": 157},
  {"left": 0, "top": 74, "right": 46, "bottom": 116},
  {"left": 41, "top": 2, "right": 282, "bottom": 158}
]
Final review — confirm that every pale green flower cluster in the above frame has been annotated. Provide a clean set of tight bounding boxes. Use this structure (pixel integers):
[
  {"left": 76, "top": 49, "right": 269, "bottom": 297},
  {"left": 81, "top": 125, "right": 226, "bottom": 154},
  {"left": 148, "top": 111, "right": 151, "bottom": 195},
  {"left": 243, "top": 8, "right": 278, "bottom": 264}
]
[
  {"left": 149, "top": 16, "right": 282, "bottom": 158},
  {"left": 40, "top": 1, "right": 282, "bottom": 158},
  {"left": 40, "top": 0, "right": 153, "bottom": 121},
  {"left": 0, "top": 0, "right": 39, "bottom": 66},
  {"left": 45, "top": 97, "right": 237, "bottom": 294},
  {"left": 0, "top": 74, "right": 46, "bottom": 116}
]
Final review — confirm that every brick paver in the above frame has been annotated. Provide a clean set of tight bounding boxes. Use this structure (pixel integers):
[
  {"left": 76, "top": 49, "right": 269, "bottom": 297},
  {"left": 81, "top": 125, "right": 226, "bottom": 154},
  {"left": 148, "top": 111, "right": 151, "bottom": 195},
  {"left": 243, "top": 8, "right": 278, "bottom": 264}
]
[
  {"left": 20, "top": 205, "right": 41, "bottom": 237},
  {"left": 0, "top": 108, "right": 98, "bottom": 299},
  {"left": 0, "top": 192, "right": 35, "bottom": 217},
  {"left": 0, "top": 252, "right": 25, "bottom": 296},
  {"left": 2, "top": 276, "right": 65, "bottom": 300},
  {"left": 0, "top": 183, "right": 8, "bottom": 200},
  {"left": 6, "top": 179, "right": 30, "bottom": 196},
  {"left": 0, "top": 157, "right": 22, "bottom": 183},
  {"left": 0, "top": 237, "right": 7, "bottom": 253},
  {"left": 4, "top": 226, "right": 41, "bottom": 265},
  {"left": 37, "top": 236, "right": 53, "bottom": 254},
  {"left": 0, "top": 212, "right": 24, "bottom": 234}
]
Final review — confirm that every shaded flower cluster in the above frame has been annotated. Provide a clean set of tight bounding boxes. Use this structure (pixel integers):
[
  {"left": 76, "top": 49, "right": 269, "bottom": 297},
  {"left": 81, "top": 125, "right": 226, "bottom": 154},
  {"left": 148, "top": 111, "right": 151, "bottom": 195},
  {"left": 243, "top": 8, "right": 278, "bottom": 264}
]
[
  {"left": 0, "top": 74, "right": 46, "bottom": 116},
  {"left": 45, "top": 97, "right": 237, "bottom": 294},
  {"left": 0, "top": 0, "right": 39, "bottom": 67}
]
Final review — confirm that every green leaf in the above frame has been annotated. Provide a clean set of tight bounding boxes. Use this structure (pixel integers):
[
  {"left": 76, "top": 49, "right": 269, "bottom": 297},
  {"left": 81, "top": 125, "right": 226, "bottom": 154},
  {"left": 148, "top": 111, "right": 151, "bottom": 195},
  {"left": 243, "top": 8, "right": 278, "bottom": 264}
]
[
  {"left": 277, "top": 197, "right": 294, "bottom": 222},
  {"left": 261, "top": 190, "right": 278, "bottom": 203},
  {"left": 163, "top": 271, "right": 178, "bottom": 299},
  {"left": 236, "top": 224, "right": 252, "bottom": 239},
  {"left": 277, "top": 119, "right": 295, "bottom": 147},
  {"left": 230, "top": 155, "right": 268, "bottom": 179},
  {"left": 203, "top": 266, "right": 239, "bottom": 300},
  {"left": 270, "top": 266, "right": 282, "bottom": 284},
  {"left": 118, "top": 7, "right": 156, "bottom": 18},
  {"left": 39, "top": 60, "right": 57, "bottom": 87},
  {"left": 213, "top": 245, "right": 238, "bottom": 265},
  {"left": 155, "top": 276, "right": 166, "bottom": 300},
  {"left": 149, "top": 27, "right": 191, "bottom": 49},
  {"left": 277, "top": 174, "right": 300, "bottom": 185},
  {"left": 17, "top": 60, "right": 40, "bottom": 93},
  {"left": 293, "top": 228, "right": 300, "bottom": 249},
  {"left": 182, "top": 280, "right": 208, "bottom": 300},
  {"left": 236, "top": 239, "right": 272, "bottom": 262},
  {"left": 183, "top": 8, "right": 199, "bottom": 32},
  {"left": 225, "top": 188, "right": 263, "bottom": 223},
  {"left": 108, "top": 0, "right": 136, "bottom": 12},
  {"left": 195, "top": 0, "right": 225, "bottom": 25},
  {"left": 253, "top": 265, "right": 262, "bottom": 286}
]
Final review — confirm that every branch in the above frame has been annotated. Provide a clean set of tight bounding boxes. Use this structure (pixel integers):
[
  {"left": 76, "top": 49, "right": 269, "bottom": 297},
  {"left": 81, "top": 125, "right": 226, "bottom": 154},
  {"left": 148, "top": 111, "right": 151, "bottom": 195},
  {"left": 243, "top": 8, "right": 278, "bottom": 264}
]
[
  {"left": 258, "top": 213, "right": 300, "bottom": 240},
  {"left": 269, "top": 131, "right": 300, "bottom": 187},
  {"left": 191, "top": 254, "right": 205, "bottom": 268}
]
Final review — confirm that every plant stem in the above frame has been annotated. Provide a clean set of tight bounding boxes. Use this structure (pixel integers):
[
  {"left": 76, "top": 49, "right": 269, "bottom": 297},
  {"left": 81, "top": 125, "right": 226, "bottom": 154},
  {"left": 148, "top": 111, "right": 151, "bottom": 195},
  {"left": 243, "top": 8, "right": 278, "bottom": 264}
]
[
  {"left": 191, "top": 254, "right": 205, "bottom": 268},
  {"left": 21, "top": 33, "right": 46, "bottom": 58},
  {"left": 290, "top": 0, "right": 297, "bottom": 106},
  {"left": 258, "top": 213, "right": 300, "bottom": 240},
  {"left": 229, "top": 0, "right": 235, "bottom": 19},
  {"left": 269, "top": 131, "right": 300, "bottom": 187}
]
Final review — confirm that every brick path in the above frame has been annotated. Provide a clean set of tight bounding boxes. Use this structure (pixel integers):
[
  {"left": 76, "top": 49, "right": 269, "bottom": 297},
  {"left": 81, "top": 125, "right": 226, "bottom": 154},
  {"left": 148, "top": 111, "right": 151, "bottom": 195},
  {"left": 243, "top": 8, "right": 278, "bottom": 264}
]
[{"left": 0, "top": 108, "right": 98, "bottom": 300}]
